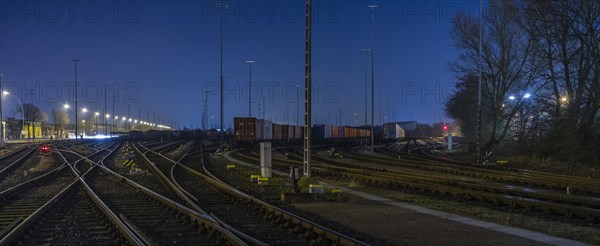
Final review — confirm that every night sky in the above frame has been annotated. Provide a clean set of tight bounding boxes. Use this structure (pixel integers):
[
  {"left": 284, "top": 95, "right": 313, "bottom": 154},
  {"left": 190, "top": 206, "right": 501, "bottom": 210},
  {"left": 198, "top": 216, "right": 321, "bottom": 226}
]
[{"left": 1, "top": 0, "right": 480, "bottom": 129}]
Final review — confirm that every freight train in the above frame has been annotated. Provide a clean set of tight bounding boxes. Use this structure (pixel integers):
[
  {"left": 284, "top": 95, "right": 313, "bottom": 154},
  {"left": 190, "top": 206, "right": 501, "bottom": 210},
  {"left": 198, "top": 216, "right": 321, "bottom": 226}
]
[{"left": 234, "top": 117, "right": 371, "bottom": 143}]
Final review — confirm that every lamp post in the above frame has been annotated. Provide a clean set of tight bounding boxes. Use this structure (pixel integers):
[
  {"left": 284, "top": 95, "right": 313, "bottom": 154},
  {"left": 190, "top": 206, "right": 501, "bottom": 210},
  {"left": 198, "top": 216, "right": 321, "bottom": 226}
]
[
  {"left": 361, "top": 49, "right": 370, "bottom": 129},
  {"left": 72, "top": 59, "right": 80, "bottom": 139},
  {"left": 94, "top": 112, "right": 99, "bottom": 135},
  {"left": 63, "top": 103, "right": 70, "bottom": 138},
  {"left": 81, "top": 107, "right": 88, "bottom": 138},
  {"left": 246, "top": 60, "right": 255, "bottom": 118},
  {"left": 103, "top": 84, "right": 108, "bottom": 135},
  {"left": 217, "top": 2, "right": 229, "bottom": 148},
  {"left": 368, "top": 4, "right": 378, "bottom": 152},
  {"left": 2, "top": 91, "right": 25, "bottom": 139},
  {"left": 106, "top": 114, "right": 110, "bottom": 135},
  {"left": 0, "top": 73, "right": 4, "bottom": 143},
  {"left": 295, "top": 85, "right": 300, "bottom": 126}
]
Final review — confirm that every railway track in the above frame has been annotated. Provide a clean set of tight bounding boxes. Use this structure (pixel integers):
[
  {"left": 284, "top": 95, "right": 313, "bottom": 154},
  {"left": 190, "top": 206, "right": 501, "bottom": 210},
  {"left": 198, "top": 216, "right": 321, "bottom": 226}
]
[
  {"left": 0, "top": 159, "right": 76, "bottom": 239},
  {"left": 2, "top": 140, "right": 244, "bottom": 245},
  {"left": 139, "top": 142, "right": 370, "bottom": 246},
  {"left": 8, "top": 185, "right": 131, "bottom": 245},
  {"left": 231, "top": 148, "right": 600, "bottom": 221}
]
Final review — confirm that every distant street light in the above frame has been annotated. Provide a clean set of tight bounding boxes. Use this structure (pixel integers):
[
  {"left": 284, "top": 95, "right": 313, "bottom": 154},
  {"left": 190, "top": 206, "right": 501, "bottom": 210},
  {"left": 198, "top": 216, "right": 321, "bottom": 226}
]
[
  {"left": 523, "top": 93, "right": 531, "bottom": 99},
  {"left": 95, "top": 112, "right": 99, "bottom": 134},
  {"left": 0, "top": 73, "right": 4, "bottom": 143},
  {"left": 508, "top": 96, "right": 516, "bottom": 101},
  {"left": 2, "top": 90, "right": 25, "bottom": 139}
]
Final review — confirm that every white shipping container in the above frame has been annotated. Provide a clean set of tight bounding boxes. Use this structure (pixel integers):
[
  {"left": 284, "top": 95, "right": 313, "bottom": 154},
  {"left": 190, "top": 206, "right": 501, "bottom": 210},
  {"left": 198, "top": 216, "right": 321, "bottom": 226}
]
[
  {"left": 256, "top": 120, "right": 263, "bottom": 141},
  {"left": 262, "top": 120, "right": 273, "bottom": 140},
  {"left": 324, "top": 125, "right": 333, "bottom": 139}
]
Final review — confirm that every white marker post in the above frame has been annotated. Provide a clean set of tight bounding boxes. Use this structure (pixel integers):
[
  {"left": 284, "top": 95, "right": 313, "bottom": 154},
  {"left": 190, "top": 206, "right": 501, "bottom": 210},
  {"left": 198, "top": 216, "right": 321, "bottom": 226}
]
[{"left": 260, "top": 142, "right": 272, "bottom": 178}]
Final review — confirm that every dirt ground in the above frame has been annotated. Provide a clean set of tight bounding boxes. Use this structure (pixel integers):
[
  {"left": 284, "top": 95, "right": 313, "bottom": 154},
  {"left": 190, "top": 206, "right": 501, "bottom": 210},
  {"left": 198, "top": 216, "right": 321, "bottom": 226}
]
[{"left": 293, "top": 200, "right": 547, "bottom": 246}]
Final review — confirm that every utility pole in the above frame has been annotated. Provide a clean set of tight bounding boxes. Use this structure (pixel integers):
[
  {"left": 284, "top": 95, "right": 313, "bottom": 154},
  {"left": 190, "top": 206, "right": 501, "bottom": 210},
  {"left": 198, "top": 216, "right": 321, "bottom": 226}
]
[
  {"left": 138, "top": 106, "right": 141, "bottom": 130},
  {"left": 303, "top": 0, "right": 312, "bottom": 177},
  {"left": 262, "top": 96, "right": 266, "bottom": 119},
  {"left": 103, "top": 84, "right": 107, "bottom": 135},
  {"left": 477, "top": 0, "right": 483, "bottom": 163},
  {"left": 368, "top": 5, "right": 377, "bottom": 152},
  {"left": 361, "top": 49, "right": 370, "bottom": 129},
  {"left": 296, "top": 85, "right": 300, "bottom": 126},
  {"left": 0, "top": 73, "right": 4, "bottom": 144},
  {"left": 128, "top": 104, "right": 131, "bottom": 131},
  {"left": 112, "top": 93, "right": 115, "bottom": 135},
  {"left": 246, "top": 60, "right": 254, "bottom": 118},
  {"left": 217, "top": 2, "right": 228, "bottom": 148},
  {"left": 72, "top": 59, "right": 80, "bottom": 139}
]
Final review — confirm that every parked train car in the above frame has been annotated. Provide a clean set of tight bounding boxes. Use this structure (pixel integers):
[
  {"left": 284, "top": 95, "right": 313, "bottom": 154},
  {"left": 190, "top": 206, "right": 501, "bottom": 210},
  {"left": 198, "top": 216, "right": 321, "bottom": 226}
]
[
  {"left": 235, "top": 117, "right": 372, "bottom": 143},
  {"left": 234, "top": 117, "right": 258, "bottom": 142}
]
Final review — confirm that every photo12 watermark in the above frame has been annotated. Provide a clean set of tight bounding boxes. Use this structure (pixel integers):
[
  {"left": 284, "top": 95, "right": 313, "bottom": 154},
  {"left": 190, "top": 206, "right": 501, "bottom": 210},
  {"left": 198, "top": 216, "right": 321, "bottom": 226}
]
[
  {"left": 200, "top": 1, "right": 340, "bottom": 24},
  {"left": 0, "top": 1, "right": 140, "bottom": 24}
]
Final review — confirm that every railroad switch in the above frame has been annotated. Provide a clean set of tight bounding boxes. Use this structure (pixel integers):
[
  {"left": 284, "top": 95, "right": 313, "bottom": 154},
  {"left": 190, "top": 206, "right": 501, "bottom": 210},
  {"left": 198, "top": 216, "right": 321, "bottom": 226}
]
[
  {"left": 308, "top": 184, "right": 324, "bottom": 194},
  {"left": 257, "top": 177, "right": 269, "bottom": 186},
  {"left": 250, "top": 174, "right": 261, "bottom": 183}
]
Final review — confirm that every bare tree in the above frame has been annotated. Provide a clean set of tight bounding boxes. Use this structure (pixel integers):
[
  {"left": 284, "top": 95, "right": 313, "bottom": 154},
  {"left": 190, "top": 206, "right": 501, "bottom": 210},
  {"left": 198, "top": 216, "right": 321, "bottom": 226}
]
[{"left": 449, "top": 0, "right": 542, "bottom": 154}]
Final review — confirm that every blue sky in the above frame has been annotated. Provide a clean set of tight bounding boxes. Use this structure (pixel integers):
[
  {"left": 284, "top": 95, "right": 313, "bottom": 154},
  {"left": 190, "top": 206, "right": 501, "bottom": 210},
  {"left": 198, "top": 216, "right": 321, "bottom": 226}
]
[{"left": 1, "top": 0, "right": 480, "bottom": 129}]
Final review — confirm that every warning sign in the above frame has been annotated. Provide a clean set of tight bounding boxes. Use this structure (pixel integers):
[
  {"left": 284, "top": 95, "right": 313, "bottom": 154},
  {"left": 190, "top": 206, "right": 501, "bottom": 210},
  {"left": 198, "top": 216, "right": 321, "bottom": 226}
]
[{"left": 123, "top": 159, "right": 135, "bottom": 167}]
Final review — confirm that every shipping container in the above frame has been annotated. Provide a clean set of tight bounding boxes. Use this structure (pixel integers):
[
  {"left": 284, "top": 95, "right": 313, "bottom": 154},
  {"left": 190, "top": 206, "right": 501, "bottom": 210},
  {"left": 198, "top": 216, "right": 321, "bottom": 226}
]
[
  {"left": 234, "top": 117, "right": 257, "bottom": 142},
  {"left": 282, "top": 125, "right": 289, "bottom": 141},
  {"left": 383, "top": 123, "right": 405, "bottom": 139},
  {"left": 332, "top": 126, "right": 340, "bottom": 139},
  {"left": 312, "top": 125, "right": 325, "bottom": 140},
  {"left": 294, "top": 125, "right": 303, "bottom": 140},
  {"left": 272, "top": 124, "right": 283, "bottom": 140},
  {"left": 287, "top": 125, "right": 294, "bottom": 140},
  {"left": 339, "top": 127, "right": 345, "bottom": 139},
  {"left": 324, "top": 125, "right": 333, "bottom": 139}
]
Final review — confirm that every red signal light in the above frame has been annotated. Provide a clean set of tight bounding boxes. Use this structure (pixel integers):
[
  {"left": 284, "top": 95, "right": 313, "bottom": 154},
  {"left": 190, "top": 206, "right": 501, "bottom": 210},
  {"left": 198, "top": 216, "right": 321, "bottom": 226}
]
[{"left": 443, "top": 125, "right": 448, "bottom": 130}]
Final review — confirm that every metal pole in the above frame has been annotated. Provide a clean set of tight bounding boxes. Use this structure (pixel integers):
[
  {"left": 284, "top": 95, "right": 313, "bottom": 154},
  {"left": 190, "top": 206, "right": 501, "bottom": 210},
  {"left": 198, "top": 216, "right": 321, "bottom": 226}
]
[
  {"left": 112, "top": 93, "right": 115, "bottom": 135},
  {"left": 303, "top": 0, "right": 312, "bottom": 177},
  {"left": 246, "top": 60, "right": 254, "bottom": 117},
  {"left": 477, "top": 0, "right": 482, "bottom": 163},
  {"left": 72, "top": 59, "right": 80, "bottom": 139},
  {"left": 103, "top": 84, "right": 107, "bottom": 135},
  {"left": 368, "top": 5, "right": 377, "bottom": 152},
  {"left": 361, "top": 49, "right": 370, "bottom": 129},
  {"left": 218, "top": 2, "right": 228, "bottom": 148},
  {"left": 0, "top": 73, "right": 4, "bottom": 143},
  {"left": 296, "top": 85, "right": 300, "bottom": 126},
  {"left": 262, "top": 96, "right": 266, "bottom": 119}
]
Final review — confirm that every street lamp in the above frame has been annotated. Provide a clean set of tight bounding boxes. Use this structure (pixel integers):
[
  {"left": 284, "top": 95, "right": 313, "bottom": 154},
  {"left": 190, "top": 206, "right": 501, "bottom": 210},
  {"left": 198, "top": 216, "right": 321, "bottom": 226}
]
[
  {"left": 246, "top": 60, "right": 255, "bottom": 118},
  {"left": 2, "top": 91, "right": 25, "bottom": 140},
  {"left": 368, "top": 4, "right": 378, "bottom": 152},
  {"left": 72, "top": 59, "right": 80, "bottom": 139},
  {"left": 80, "top": 107, "right": 88, "bottom": 138},
  {"left": 94, "top": 112, "right": 99, "bottom": 135},
  {"left": 0, "top": 74, "right": 4, "bottom": 143}
]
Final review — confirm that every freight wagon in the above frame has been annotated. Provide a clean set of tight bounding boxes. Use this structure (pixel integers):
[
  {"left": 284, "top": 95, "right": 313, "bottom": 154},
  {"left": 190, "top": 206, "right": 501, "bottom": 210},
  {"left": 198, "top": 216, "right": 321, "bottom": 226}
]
[{"left": 234, "top": 117, "right": 372, "bottom": 143}]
